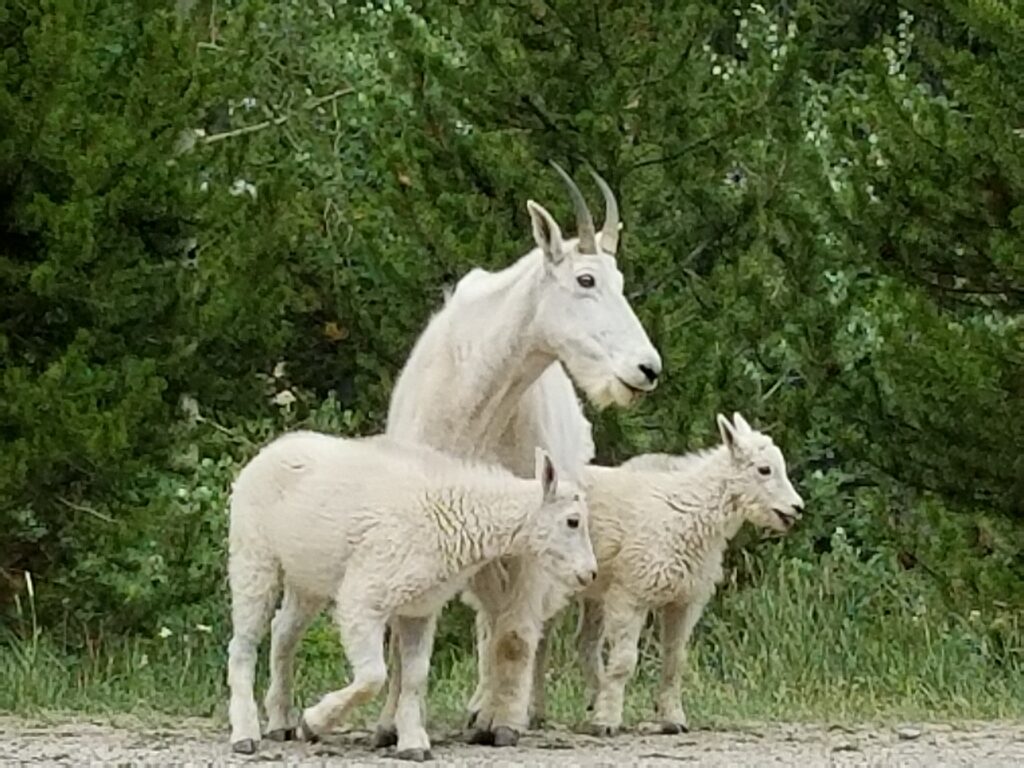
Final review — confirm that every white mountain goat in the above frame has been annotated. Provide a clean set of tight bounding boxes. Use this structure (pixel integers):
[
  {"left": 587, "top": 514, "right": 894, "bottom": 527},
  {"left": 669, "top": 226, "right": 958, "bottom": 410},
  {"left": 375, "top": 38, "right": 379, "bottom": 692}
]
[
  {"left": 226, "top": 432, "right": 597, "bottom": 760},
  {"left": 378, "top": 163, "right": 662, "bottom": 747},
  {"left": 575, "top": 413, "right": 804, "bottom": 735}
]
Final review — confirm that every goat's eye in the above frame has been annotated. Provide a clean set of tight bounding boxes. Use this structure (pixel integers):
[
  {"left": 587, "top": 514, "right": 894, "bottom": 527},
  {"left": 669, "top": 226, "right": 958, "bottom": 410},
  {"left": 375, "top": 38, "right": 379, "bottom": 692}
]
[
  {"left": 576, "top": 274, "right": 596, "bottom": 289},
  {"left": 758, "top": 466, "right": 772, "bottom": 476},
  {"left": 566, "top": 516, "right": 580, "bottom": 529}
]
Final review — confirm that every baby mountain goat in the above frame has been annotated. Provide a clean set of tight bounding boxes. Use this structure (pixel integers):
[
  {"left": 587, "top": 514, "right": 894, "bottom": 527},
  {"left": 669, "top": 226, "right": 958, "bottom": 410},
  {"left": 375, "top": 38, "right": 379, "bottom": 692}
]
[
  {"left": 226, "top": 432, "right": 596, "bottom": 760},
  {"left": 576, "top": 413, "right": 804, "bottom": 735}
]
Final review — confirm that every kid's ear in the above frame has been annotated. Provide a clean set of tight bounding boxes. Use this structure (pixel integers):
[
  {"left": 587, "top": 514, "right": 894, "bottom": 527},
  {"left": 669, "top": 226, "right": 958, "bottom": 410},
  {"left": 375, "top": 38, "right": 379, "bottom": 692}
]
[
  {"left": 717, "top": 413, "right": 740, "bottom": 456},
  {"left": 535, "top": 447, "right": 558, "bottom": 503},
  {"left": 732, "top": 412, "right": 753, "bottom": 435}
]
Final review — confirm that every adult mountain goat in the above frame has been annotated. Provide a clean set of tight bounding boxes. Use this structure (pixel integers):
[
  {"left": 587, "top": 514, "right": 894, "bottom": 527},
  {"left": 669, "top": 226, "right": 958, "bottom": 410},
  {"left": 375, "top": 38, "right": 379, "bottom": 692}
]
[
  {"left": 226, "top": 432, "right": 596, "bottom": 759},
  {"left": 575, "top": 413, "right": 804, "bottom": 735},
  {"left": 381, "top": 163, "right": 662, "bottom": 746}
]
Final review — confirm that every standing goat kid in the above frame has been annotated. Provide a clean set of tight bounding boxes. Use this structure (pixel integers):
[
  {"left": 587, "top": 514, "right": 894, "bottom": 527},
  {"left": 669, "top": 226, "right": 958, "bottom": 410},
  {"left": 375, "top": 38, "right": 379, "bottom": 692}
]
[
  {"left": 576, "top": 413, "right": 804, "bottom": 735},
  {"left": 226, "top": 432, "right": 596, "bottom": 760}
]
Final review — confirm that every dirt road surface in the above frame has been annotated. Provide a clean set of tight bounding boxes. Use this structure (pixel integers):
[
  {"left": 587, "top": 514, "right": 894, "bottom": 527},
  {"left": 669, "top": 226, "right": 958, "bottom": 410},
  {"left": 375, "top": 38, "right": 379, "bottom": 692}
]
[{"left": 2, "top": 717, "right": 1023, "bottom": 766}]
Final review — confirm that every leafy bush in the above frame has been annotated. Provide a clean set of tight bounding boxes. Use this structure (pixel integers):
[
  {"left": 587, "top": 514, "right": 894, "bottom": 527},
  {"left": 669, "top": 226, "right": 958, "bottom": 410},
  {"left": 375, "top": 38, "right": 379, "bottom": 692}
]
[{"left": 1, "top": 0, "right": 1021, "bottom": 649}]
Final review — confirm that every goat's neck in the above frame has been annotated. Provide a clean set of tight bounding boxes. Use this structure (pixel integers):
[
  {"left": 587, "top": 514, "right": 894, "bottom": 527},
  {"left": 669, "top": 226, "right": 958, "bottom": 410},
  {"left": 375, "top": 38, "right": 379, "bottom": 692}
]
[
  {"left": 668, "top": 448, "right": 748, "bottom": 549},
  {"left": 433, "top": 482, "right": 539, "bottom": 572},
  {"left": 439, "top": 256, "right": 554, "bottom": 456}
]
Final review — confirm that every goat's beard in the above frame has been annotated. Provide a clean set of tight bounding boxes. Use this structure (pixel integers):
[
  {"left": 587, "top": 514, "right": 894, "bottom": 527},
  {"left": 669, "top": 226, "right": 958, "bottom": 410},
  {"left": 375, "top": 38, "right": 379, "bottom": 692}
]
[{"left": 567, "top": 359, "right": 643, "bottom": 410}]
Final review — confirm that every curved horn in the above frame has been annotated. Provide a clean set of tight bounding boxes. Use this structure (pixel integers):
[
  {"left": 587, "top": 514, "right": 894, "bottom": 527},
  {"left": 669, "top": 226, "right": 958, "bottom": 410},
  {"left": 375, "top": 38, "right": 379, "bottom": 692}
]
[
  {"left": 589, "top": 169, "right": 620, "bottom": 254},
  {"left": 550, "top": 161, "right": 597, "bottom": 253}
]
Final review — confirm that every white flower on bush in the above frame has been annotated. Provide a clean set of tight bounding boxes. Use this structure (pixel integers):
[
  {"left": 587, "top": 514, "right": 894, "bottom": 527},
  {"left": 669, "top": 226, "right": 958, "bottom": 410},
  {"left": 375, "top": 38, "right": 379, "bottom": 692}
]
[
  {"left": 229, "top": 179, "right": 258, "bottom": 200},
  {"left": 158, "top": 626, "right": 173, "bottom": 639},
  {"left": 272, "top": 389, "right": 297, "bottom": 407},
  {"left": 179, "top": 394, "right": 200, "bottom": 423},
  {"left": 195, "top": 623, "right": 213, "bottom": 634}
]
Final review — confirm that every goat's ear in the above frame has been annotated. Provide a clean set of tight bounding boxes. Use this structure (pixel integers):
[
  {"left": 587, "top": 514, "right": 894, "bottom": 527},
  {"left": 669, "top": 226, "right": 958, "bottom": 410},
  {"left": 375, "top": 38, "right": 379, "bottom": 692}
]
[
  {"left": 527, "top": 200, "right": 565, "bottom": 266},
  {"left": 732, "top": 412, "right": 753, "bottom": 435},
  {"left": 535, "top": 447, "right": 558, "bottom": 503},
  {"left": 717, "top": 413, "right": 741, "bottom": 456}
]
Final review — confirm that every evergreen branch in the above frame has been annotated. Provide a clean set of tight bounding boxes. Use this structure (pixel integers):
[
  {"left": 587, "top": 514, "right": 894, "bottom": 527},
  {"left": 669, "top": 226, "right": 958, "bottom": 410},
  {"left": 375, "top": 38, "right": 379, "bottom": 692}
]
[
  {"left": 57, "top": 497, "right": 117, "bottom": 525},
  {"left": 202, "top": 87, "right": 355, "bottom": 145}
]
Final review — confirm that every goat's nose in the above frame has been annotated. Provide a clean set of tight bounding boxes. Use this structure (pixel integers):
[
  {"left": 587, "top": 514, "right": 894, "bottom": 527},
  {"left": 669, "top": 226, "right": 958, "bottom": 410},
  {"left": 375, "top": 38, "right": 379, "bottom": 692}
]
[
  {"left": 792, "top": 503, "right": 805, "bottom": 517},
  {"left": 638, "top": 363, "right": 659, "bottom": 384}
]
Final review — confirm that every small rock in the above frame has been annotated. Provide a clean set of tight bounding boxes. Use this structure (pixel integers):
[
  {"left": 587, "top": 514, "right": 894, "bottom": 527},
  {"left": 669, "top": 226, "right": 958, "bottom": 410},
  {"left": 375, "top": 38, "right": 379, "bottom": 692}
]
[{"left": 896, "top": 726, "right": 923, "bottom": 741}]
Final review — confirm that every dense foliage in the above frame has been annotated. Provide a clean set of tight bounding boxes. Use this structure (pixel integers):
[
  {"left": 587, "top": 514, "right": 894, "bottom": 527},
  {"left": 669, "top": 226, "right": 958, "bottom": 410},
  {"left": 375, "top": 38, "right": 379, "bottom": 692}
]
[{"left": 2, "top": 0, "right": 1022, "bottom": 665}]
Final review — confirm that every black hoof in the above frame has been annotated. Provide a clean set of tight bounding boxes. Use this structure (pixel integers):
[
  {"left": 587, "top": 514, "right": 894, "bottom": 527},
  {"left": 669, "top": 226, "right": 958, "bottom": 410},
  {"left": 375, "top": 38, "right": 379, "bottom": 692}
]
[
  {"left": 297, "top": 714, "right": 320, "bottom": 743},
  {"left": 589, "top": 723, "right": 618, "bottom": 737},
  {"left": 465, "top": 710, "right": 479, "bottom": 729},
  {"left": 373, "top": 726, "right": 398, "bottom": 748},
  {"left": 492, "top": 726, "right": 519, "bottom": 747},
  {"left": 266, "top": 727, "right": 296, "bottom": 742},
  {"left": 660, "top": 721, "right": 688, "bottom": 735},
  {"left": 396, "top": 748, "right": 434, "bottom": 761},
  {"left": 466, "top": 728, "right": 495, "bottom": 745},
  {"left": 231, "top": 738, "right": 258, "bottom": 754}
]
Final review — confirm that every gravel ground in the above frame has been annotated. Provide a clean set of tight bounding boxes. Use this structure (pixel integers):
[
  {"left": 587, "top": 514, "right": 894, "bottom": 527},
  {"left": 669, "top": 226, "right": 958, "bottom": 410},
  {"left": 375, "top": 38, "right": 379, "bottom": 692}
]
[{"left": 2, "top": 717, "right": 1023, "bottom": 766}]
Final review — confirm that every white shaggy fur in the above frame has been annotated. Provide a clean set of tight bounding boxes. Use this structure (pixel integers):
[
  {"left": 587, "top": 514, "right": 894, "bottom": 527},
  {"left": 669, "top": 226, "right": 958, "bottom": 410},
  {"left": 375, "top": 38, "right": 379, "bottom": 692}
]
[
  {"left": 574, "top": 413, "right": 805, "bottom": 734},
  {"left": 225, "top": 432, "right": 597, "bottom": 757},
  {"left": 380, "top": 167, "right": 661, "bottom": 742}
]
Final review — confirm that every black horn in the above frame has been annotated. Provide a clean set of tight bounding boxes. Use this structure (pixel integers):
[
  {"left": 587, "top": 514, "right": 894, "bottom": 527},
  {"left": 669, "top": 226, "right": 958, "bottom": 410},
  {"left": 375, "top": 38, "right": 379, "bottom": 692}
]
[
  {"left": 589, "top": 169, "right": 620, "bottom": 254},
  {"left": 550, "top": 161, "right": 597, "bottom": 253}
]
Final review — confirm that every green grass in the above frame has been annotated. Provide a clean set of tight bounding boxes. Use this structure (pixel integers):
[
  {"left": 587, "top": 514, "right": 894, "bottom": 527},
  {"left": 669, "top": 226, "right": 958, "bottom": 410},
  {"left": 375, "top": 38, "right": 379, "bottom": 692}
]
[{"left": 4, "top": 538, "right": 1023, "bottom": 728}]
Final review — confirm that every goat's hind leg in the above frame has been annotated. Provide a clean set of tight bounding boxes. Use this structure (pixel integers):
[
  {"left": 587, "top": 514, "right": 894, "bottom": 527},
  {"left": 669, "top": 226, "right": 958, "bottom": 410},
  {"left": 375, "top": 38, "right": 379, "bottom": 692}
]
[
  {"left": 529, "top": 621, "right": 553, "bottom": 729},
  {"left": 576, "top": 597, "right": 605, "bottom": 713},
  {"left": 227, "top": 551, "right": 280, "bottom": 754},
  {"left": 465, "top": 606, "right": 493, "bottom": 728},
  {"left": 373, "top": 623, "right": 402, "bottom": 748},
  {"left": 264, "top": 585, "right": 325, "bottom": 741}
]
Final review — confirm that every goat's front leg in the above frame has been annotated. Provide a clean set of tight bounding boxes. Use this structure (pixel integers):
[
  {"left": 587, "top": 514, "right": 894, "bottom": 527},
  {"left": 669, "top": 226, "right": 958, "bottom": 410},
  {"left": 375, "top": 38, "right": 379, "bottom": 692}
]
[
  {"left": 466, "top": 563, "right": 548, "bottom": 747},
  {"left": 392, "top": 614, "right": 438, "bottom": 762},
  {"left": 590, "top": 591, "right": 646, "bottom": 736},
  {"left": 484, "top": 608, "right": 541, "bottom": 746},
  {"left": 299, "top": 593, "right": 387, "bottom": 740},
  {"left": 656, "top": 598, "right": 706, "bottom": 734},
  {"left": 464, "top": 561, "right": 507, "bottom": 734}
]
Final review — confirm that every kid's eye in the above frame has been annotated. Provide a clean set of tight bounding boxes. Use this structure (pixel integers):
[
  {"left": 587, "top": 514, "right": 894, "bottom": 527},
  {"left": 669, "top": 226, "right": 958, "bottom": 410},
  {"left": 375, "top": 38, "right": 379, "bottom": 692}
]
[
  {"left": 577, "top": 274, "right": 595, "bottom": 289},
  {"left": 758, "top": 466, "right": 771, "bottom": 476},
  {"left": 567, "top": 516, "right": 580, "bottom": 529}
]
